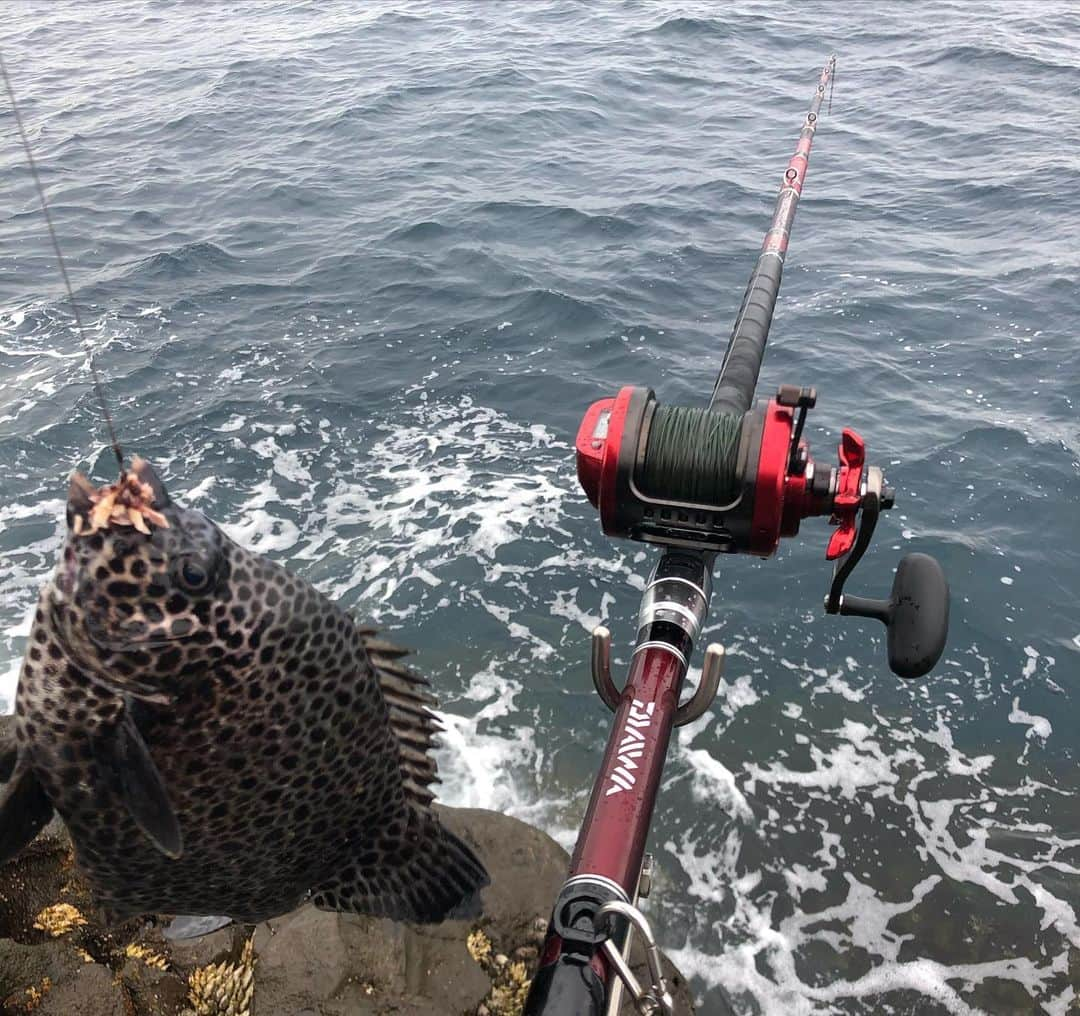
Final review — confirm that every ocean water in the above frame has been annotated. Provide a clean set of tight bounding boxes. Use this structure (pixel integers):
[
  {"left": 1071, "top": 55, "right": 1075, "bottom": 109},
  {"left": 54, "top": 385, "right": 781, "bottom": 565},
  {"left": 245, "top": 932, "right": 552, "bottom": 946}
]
[{"left": 2, "top": 2, "right": 1079, "bottom": 1012}]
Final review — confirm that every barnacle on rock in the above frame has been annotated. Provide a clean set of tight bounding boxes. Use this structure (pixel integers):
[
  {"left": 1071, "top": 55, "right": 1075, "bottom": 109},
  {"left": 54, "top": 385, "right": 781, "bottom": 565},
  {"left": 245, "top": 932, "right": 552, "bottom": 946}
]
[
  {"left": 467, "top": 928, "right": 493, "bottom": 966},
  {"left": 468, "top": 927, "right": 531, "bottom": 1016},
  {"left": 486, "top": 959, "right": 530, "bottom": 1016},
  {"left": 32, "top": 903, "right": 87, "bottom": 938},
  {"left": 20, "top": 977, "right": 51, "bottom": 1012},
  {"left": 184, "top": 935, "right": 255, "bottom": 1016},
  {"left": 125, "top": 942, "right": 169, "bottom": 971}
]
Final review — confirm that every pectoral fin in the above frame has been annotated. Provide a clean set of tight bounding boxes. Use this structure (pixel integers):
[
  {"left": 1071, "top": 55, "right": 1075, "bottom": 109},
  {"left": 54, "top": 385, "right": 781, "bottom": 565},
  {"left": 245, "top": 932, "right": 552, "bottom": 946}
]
[
  {"left": 97, "top": 699, "right": 183, "bottom": 859},
  {"left": 0, "top": 757, "right": 54, "bottom": 865}
]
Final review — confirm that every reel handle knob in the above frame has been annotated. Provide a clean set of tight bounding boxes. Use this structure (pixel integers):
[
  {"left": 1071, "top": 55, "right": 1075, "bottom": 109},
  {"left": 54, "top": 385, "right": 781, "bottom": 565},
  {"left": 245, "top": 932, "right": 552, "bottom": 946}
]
[{"left": 839, "top": 552, "right": 949, "bottom": 678}]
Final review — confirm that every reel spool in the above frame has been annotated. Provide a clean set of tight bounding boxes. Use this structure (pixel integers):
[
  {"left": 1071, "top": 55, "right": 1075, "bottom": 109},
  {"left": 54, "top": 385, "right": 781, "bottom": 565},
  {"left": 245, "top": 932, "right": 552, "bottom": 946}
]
[{"left": 574, "top": 384, "right": 947, "bottom": 679}]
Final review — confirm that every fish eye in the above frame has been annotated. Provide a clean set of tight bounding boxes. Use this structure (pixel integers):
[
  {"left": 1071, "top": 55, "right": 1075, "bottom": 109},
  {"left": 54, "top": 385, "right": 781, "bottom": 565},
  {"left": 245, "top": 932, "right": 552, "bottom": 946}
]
[{"left": 173, "top": 556, "right": 215, "bottom": 594}]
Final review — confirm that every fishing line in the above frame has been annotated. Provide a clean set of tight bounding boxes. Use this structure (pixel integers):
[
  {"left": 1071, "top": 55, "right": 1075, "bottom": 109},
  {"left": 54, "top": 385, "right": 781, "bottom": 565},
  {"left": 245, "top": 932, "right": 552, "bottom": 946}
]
[
  {"left": 639, "top": 405, "right": 742, "bottom": 505},
  {"left": 0, "top": 51, "right": 125, "bottom": 473}
]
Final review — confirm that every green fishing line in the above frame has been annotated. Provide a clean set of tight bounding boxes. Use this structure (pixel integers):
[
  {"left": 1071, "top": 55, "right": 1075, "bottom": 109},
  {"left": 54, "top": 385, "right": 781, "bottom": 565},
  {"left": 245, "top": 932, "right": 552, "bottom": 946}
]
[{"left": 639, "top": 405, "right": 742, "bottom": 505}]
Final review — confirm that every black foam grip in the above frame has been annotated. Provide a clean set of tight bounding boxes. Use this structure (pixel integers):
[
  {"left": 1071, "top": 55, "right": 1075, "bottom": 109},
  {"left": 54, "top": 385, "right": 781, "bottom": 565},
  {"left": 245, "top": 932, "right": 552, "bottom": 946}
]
[{"left": 709, "top": 253, "right": 784, "bottom": 416}]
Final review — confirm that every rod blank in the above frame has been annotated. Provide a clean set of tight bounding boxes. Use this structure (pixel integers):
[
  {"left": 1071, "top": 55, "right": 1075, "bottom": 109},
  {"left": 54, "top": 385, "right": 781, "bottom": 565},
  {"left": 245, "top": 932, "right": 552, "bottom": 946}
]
[{"left": 708, "top": 55, "right": 836, "bottom": 417}]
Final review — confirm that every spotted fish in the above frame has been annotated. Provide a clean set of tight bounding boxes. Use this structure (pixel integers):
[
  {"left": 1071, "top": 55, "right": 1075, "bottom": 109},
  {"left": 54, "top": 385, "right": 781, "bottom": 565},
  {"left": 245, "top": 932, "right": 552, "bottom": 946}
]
[{"left": 0, "top": 457, "right": 488, "bottom": 924}]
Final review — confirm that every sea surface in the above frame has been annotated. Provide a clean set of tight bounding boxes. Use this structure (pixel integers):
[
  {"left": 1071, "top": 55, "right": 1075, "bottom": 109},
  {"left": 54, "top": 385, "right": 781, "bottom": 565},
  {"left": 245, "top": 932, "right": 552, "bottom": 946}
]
[{"left": 2, "top": 2, "right": 1079, "bottom": 1012}]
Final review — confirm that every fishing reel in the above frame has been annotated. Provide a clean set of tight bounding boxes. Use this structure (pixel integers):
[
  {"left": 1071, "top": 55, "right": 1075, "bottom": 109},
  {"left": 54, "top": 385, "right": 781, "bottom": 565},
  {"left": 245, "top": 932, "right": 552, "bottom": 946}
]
[{"left": 575, "top": 384, "right": 949, "bottom": 677}]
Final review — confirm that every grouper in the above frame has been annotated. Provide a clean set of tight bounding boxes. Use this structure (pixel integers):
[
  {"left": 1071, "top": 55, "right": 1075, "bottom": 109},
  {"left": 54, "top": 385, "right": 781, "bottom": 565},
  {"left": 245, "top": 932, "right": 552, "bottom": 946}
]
[{"left": 0, "top": 457, "right": 488, "bottom": 924}]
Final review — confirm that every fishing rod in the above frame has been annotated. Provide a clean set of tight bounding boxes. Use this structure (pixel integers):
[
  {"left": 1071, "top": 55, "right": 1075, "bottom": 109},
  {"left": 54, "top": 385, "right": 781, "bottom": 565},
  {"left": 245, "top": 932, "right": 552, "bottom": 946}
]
[{"left": 524, "top": 56, "right": 949, "bottom": 1016}]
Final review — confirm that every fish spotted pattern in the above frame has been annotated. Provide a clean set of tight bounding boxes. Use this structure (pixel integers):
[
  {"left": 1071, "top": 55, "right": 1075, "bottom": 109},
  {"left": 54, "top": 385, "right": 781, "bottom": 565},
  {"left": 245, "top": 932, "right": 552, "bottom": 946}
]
[{"left": 1, "top": 457, "right": 488, "bottom": 924}]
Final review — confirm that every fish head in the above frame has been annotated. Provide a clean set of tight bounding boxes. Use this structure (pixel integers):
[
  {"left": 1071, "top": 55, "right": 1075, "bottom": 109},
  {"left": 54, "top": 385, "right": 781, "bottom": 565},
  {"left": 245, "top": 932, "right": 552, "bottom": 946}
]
[{"left": 53, "top": 456, "right": 230, "bottom": 693}]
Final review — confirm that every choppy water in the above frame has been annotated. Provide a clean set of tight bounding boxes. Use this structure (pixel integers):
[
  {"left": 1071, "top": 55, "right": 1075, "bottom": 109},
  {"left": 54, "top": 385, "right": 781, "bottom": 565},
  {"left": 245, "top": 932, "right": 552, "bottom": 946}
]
[{"left": 2, "top": 2, "right": 1079, "bottom": 1012}]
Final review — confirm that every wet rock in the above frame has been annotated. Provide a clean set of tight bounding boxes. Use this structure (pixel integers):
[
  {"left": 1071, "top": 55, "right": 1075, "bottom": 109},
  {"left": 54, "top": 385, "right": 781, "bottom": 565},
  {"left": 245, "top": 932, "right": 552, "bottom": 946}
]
[
  {"left": 0, "top": 777, "right": 699, "bottom": 1015},
  {"left": 0, "top": 936, "right": 86, "bottom": 1011},
  {"left": 118, "top": 948, "right": 189, "bottom": 1016},
  {"left": 436, "top": 807, "right": 568, "bottom": 954},
  {"left": 164, "top": 923, "right": 243, "bottom": 972},
  {"left": 36, "top": 962, "right": 127, "bottom": 1015}
]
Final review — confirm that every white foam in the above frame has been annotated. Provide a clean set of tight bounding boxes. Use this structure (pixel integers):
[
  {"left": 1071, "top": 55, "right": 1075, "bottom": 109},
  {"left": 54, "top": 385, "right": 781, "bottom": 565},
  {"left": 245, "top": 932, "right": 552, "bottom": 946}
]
[
  {"left": 0, "top": 656, "right": 22, "bottom": 713},
  {"left": 5, "top": 600, "right": 36, "bottom": 640},
  {"left": 679, "top": 748, "right": 753, "bottom": 821},
  {"left": 661, "top": 682, "right": 1080, "bottom": 1010},
  {"left": 434, "top": 655, "right": 575, "bottom": 850},
  {"left": 250, "top": 436, "right": 312, "bottom": 484},
  {"left": 221, "top": 509, "right": 300, "bottom": 553},
  {"left": 1009, "top": 697, "right": 1052, "bottom": 741},
  {"left": 182, "top": 476, "right": 217, "bottom": 503},
  {"left": 548, "top": 587, "right": 601, "bottom": 634},
  {"left": 745, "top": 720, "right": 898, "bottom": 800}
]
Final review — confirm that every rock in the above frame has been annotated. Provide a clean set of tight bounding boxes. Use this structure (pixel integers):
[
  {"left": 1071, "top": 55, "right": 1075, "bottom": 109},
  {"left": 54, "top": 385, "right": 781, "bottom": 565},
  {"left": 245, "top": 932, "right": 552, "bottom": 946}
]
[
  {"left": 0, "top": 936, "right": 86, "bottom": 1010},
  {"left": 252, "top": 906, "right": 354, "bottom": 1009},
  {"left": 0, "top": 783, "right": 700, "bottom": 1015},
  {"left": 165, "top": 922, "right": 243, "bottom": 971},
  {"left": 436, "top": 807, "right": 569, "bottom": 955},
  {"left": 397, "top": 917, "right": 492, "bottom": 1007},
  {"left": 0, "top": 815, "right": 76, "bottom": 944},
  {"left": 119, "top": 948, "right": 189, "bottom": 1016},
  {"left": 251, "top": 905, "right": 492, "bottom": 1014},
  {"left": 36, "top": 962, "right": 128, "bottom": 1015}
]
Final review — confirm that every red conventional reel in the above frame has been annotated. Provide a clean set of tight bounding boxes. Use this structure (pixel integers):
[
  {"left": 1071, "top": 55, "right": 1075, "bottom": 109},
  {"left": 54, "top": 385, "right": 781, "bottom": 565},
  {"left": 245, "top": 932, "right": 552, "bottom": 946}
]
[
  {"left": 575, "top": 383, "right": 887, "bottom": 559},
  {"left": 575, "top": 383, "right": 947, "bottom": 679}
]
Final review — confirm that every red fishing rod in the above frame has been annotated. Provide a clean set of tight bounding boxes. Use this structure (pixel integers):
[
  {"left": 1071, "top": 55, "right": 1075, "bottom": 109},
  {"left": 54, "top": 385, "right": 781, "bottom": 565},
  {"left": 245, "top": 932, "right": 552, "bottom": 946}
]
[{"left": 525, "top": 56, "right": 949, "bottom": 1015}]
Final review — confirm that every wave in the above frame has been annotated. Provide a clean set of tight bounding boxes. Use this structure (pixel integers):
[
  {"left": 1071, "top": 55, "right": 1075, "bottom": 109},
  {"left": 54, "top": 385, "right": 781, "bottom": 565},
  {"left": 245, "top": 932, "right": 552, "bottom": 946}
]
[
  {"left": 641, "top": 15, "right": 730, "bottom": 39},
  {"left": 915, "top": 42, "right": 1080, "bottom": 77},
  {"left": 468, "top": 200, "right": 639, "bottom": 241},
  {"left": 120, "top": 241, "right": 246, "bottom": 280},
  {"left": 503, "top": 287, "right": 611, "bottom": 333}
]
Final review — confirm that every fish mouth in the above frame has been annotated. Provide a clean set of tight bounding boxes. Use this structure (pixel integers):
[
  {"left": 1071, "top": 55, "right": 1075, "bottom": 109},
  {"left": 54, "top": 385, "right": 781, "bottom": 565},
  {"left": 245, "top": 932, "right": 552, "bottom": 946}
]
[
  {"left": 74, "top": 606, "right": 197, "bottom": 655},
  {"left": 49, "top": 603, "right": 184, "bottom": 704},
  {"left": 85, "top": 620, "right": 196, "bottom": 654}
]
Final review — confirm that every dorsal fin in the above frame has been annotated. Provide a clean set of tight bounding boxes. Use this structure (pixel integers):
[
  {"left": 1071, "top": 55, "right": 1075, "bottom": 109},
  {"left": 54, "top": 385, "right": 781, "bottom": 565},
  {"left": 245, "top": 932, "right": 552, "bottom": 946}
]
[{"left": 363, "top": 634, "right": 443, "bottom": 811}]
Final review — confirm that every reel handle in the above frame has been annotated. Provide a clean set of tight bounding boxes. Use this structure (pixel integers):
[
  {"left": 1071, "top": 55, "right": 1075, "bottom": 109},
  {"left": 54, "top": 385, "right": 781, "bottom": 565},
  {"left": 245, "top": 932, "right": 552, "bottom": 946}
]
[{"left": 838, "top": 553, "right": 949, "bottom": 679}]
